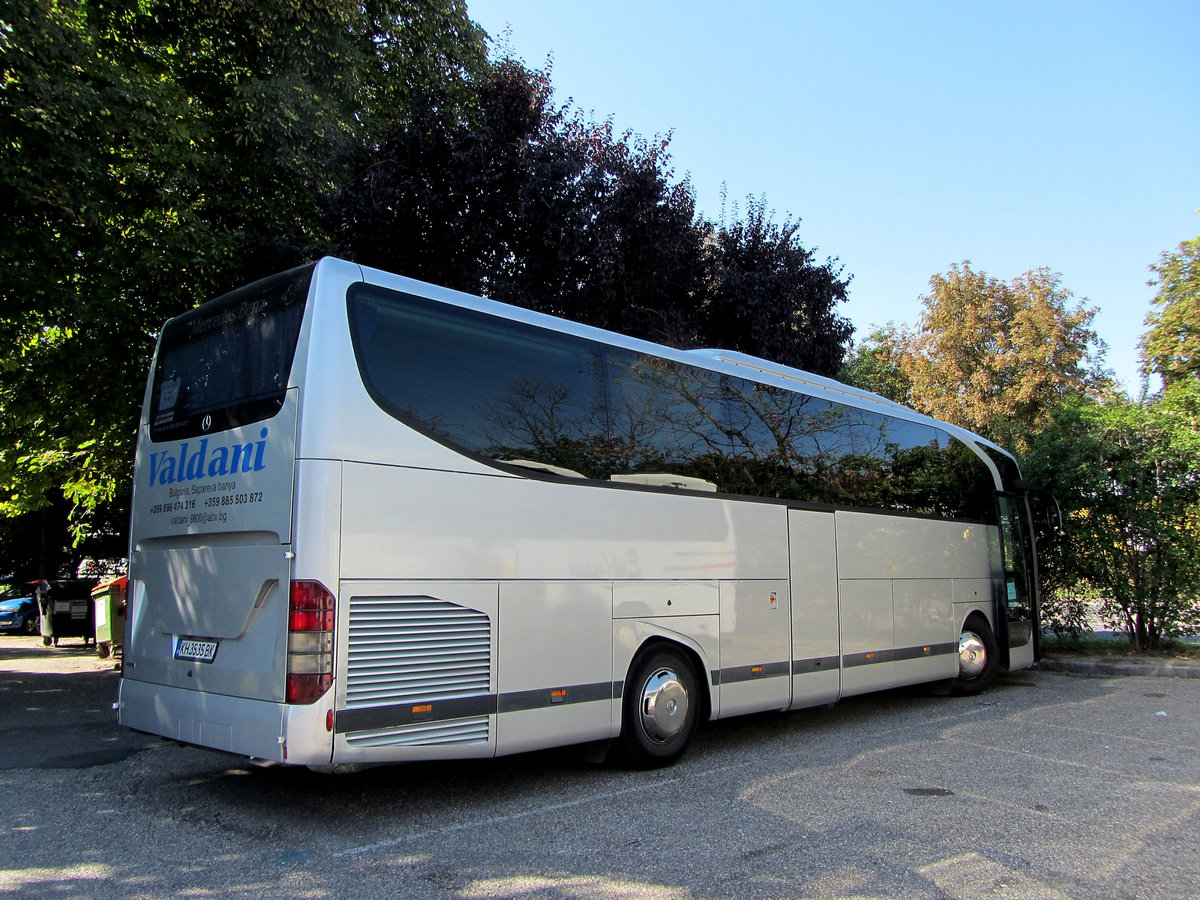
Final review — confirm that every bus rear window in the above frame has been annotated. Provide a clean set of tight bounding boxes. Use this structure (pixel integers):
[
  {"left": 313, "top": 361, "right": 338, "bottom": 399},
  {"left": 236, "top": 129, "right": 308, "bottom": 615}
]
[{"left": 149, "top": 264, "right": 313, "bottom": 442}]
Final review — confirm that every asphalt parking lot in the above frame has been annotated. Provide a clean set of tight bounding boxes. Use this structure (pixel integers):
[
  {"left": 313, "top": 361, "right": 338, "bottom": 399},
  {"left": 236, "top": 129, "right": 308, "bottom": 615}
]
[{"left": 1, "top": 634, "right": 1198, "bottom": 900}]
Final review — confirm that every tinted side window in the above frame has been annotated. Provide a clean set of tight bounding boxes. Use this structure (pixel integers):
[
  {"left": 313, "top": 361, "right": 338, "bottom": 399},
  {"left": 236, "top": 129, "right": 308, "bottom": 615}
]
[
  {"left": 878, "top": 424, "right": 995, "bottom": 520},
  {"left": 605, "top": 350, "right": 731, "bottom": 484},
  {"left": 981, "top": 444, "right": 1022, "bottom": 491},
  {"left": 723, "top": 375, "right": 995, "bottom": 520},
  {"left": 348, "top": 285, "right": 608, "bottom": 478},
  {"left": 347, "top": 284, "right": 995, "bottom": 518},
  {"left": 722, "top": 379, "right": 844, "bottom": 500}
]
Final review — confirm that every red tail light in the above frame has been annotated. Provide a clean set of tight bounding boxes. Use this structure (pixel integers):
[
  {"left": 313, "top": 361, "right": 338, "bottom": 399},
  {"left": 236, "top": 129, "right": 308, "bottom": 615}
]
[{"left": 286, "top": 580, "right": 334, "bottom": 704}]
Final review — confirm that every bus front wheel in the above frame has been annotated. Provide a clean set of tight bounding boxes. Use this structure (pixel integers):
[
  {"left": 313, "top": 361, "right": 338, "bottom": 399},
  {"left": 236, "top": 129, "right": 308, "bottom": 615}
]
[
  {"left": 620, "top": 645, "right": 699, "bottom": 768},
  {"left": 952, "top": 614, "right": 998, "bottom": 695}
]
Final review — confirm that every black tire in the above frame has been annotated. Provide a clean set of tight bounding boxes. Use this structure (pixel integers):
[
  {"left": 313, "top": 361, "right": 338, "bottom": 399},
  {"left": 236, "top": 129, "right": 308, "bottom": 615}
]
[
  {"left": 951, "top": 614, "right": 999, "bottom": 695},
  {"left": 97, "top": 642, "right": 111, "bottom": 659},
  {"left": 42, "top": 636, "right": 52, "bottom": 647},
  {"left": 619, "top": 645, "right": 700, "bottom": 768},
  {"left": 22, "top": 615, "right": 39, "bottom": 636}
]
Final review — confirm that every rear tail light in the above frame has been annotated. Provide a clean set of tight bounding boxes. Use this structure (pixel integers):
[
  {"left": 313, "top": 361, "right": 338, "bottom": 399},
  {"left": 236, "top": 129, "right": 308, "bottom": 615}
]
[{"left": 286, "top": 580, "right": 334, "bottom": 704}]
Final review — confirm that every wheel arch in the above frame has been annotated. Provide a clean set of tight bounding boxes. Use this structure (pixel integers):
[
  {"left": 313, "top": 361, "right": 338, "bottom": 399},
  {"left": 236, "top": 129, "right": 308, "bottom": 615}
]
[
  {"left": 956, "top": 601, "right": 1001, "bottom": 664},
  {"left": 626, "top": 635, "right": 713, "bottom": 726},
  {"left": 952, "top": 609, "right": 1000, "bottom": 695},
  {"left": 615, "top": 617, "right": 717, "bottom": 724}
]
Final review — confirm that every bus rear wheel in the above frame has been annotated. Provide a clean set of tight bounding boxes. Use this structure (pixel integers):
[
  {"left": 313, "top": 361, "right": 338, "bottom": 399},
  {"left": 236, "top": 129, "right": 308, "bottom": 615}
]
[
  {"left": 951, "top": 614, "right": 998, "bottom": 695},
  {"left": 619, "top": 645, "right": 699, "bottom": 768}
]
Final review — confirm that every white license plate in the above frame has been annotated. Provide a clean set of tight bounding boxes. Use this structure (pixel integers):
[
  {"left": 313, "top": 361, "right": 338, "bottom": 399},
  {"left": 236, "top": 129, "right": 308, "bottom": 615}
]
[{"left": 174, "top": 638, "right": 219, "bottom": 663}]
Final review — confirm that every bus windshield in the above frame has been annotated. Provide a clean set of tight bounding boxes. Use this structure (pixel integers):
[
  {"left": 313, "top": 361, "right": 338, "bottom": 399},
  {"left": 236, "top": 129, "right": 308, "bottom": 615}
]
[{"left": 149, "top": 264, "right": 313, "bottom": 442}]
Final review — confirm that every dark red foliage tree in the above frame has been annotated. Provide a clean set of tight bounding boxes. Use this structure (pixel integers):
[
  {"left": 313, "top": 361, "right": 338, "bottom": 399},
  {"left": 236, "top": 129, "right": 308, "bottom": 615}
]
[{"left": 321, "top": 60, "right": 852, "bottom": 374}]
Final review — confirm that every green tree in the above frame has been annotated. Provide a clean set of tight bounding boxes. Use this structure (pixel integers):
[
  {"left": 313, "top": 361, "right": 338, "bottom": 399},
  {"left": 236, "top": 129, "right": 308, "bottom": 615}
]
[
  {"left": 1141, "top": 237, "right": 1200, "bottom": 391},
  {"left": 838, "top": 324, "right": 912, "bottom": 404},
  {"left": 0, "top": 0, "right": 488, "bottom": 576},
  {"left": 900, "top": 262, "right": 1109, "bottom": 450},
  {"left": 1024, "top": 391, "right": 1200, "bottom": 651}
]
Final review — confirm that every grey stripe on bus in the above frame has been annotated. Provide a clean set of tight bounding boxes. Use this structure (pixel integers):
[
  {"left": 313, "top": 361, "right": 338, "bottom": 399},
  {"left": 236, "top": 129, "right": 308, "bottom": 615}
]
[
  {"left": 335, "top": 695, "right": 498, "bottom": 734},
  {"left": 336, "top": 644, "right": 961, "bottom": 735},
  {"left": 721, "top": 661, "right": 791, "bottom": 684},
  {"left": 791, "top": 655, "right": 840, "bottom": 674},
  {"left": 499, "top": 681, "right": 612, "bottom": 713},
  {"left": 336, "top": 682, "right": 615, "bottom": 734},
  {"left": 842, "top": 642, "right": 957, "bottom": 668}
]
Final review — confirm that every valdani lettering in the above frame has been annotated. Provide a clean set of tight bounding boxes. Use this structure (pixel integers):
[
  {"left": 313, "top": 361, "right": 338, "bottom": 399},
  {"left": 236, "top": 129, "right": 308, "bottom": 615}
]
[{"left": 148, "top": 428, "right": 269, "bottom": 485}]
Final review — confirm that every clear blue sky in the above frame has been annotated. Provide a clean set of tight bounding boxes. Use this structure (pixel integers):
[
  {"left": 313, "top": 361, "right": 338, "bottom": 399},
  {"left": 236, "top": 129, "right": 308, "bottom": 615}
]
[{"left": 466, "top": 0, "right": 1199, "bottom": 393}]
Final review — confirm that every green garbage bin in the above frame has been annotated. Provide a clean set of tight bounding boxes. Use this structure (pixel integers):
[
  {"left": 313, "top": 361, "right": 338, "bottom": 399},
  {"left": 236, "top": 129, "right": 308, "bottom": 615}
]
[
  {"left": 92, "top": 576, "right": 128, "bottom": 659},
  {"left": 36, "top": 579, "right": 97, "bottom": 647}
]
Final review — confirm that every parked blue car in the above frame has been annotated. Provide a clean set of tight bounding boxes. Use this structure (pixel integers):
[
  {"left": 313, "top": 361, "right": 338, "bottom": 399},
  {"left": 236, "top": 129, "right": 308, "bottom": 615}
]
[{"left": 0, "top": 584, "right": 39, "bottom": 635}]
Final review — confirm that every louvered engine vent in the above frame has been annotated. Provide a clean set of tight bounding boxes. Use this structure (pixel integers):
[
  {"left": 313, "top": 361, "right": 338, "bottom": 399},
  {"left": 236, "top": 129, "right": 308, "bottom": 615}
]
[{"left": 345, "top": 596, "right": 492, "bottom": 746}]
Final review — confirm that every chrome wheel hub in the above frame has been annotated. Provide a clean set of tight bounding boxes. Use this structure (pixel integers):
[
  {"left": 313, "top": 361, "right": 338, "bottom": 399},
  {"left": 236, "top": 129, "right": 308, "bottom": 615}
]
[
  {"left": 958, "top": 631, "right": 987, "bottom": 678},
  {"left": 639, "top": 667, "right": 689, "bottom": 743}
]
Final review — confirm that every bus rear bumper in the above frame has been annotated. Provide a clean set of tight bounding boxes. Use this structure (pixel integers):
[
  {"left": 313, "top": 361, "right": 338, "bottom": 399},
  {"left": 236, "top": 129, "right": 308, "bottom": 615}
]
[{"left": 117, "top": 678, "right": 332, "bottom": 766}]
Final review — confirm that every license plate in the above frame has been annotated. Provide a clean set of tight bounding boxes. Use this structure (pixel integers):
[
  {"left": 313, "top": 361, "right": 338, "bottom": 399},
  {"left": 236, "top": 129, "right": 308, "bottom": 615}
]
[{"left": 175, "top": 638, "right": 219, "bottom": 663}]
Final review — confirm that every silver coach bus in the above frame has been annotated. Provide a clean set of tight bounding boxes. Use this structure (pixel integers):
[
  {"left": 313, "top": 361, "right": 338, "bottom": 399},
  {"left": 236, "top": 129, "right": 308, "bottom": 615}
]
[{"left": 118, "top": 258, "right": 1045, "bottom": 769}]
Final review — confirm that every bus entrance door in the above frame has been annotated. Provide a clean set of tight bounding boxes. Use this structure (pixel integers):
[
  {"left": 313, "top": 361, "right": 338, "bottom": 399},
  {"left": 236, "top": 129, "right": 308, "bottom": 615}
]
[{"left": 997, "top": 494, "right": 1036, "bottom": 670}]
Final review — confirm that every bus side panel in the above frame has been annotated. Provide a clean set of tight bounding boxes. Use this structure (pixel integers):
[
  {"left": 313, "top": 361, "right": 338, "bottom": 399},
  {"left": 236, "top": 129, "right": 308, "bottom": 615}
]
[
  {"left": 338, "top": 464, "right": 784, "bottom": 583},
  {"left": 1007, "top": 620, "right": 1037, "bottom": 672},
  {"left": 835, "top": 513, "right": 992, "bottom": 582},
  {"left": 837, "top": 579, "right": 895, "bottom": 696},
  {"left": 836, "top": 512, "right": 992, "bottom": 693},
  {"left": 717, "top": 580, "right": 790, "bottom": 717},
  {"left": 892, "top": 580, "right": 957, "bottom": 685},
  {"left": 613, "top": 581, "right": 719, "bottom": 619},
  {"left": 786, "top": 510, "right": 840, "bottom": 708},
  {"left": 495, "top": 581, "right": 613, "bottom": 756}
]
